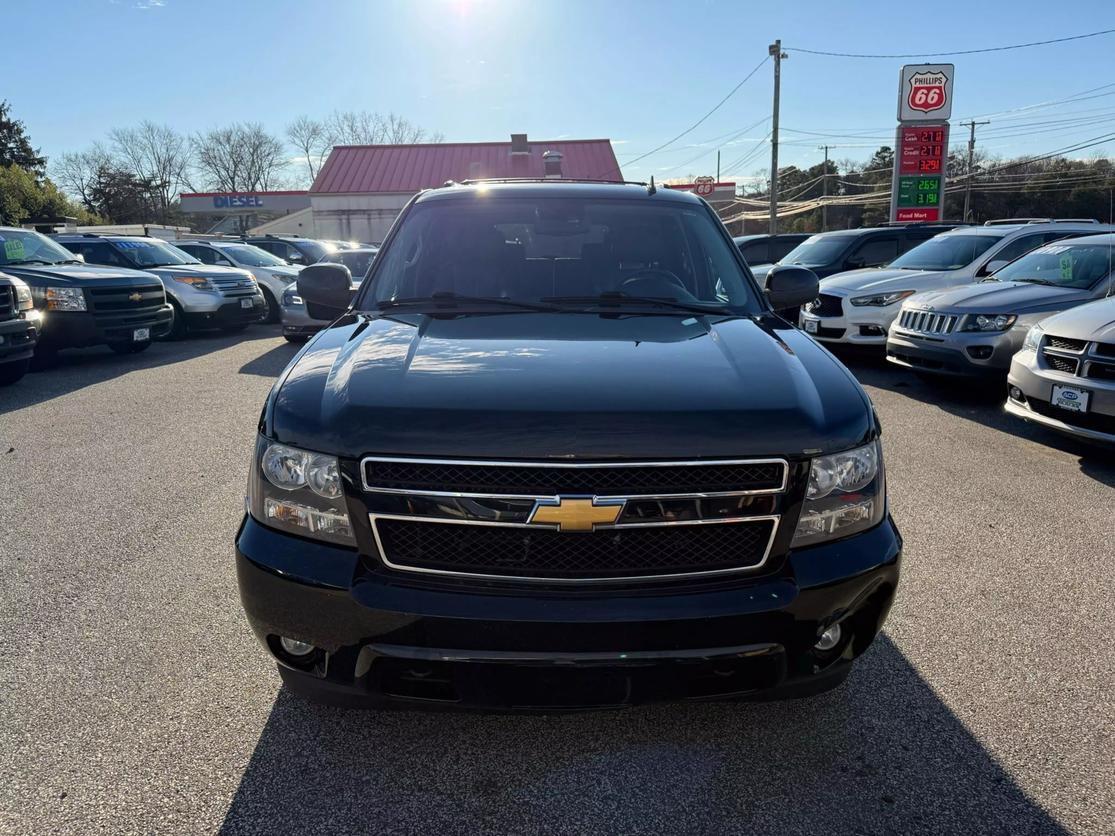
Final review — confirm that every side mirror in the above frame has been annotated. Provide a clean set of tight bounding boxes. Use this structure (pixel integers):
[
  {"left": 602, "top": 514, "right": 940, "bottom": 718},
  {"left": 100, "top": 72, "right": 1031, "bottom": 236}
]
[
  {"left": 765, "top": 265, "right": 820, "bottom": 312},
  {"left": 297, "top": 263, "right": 354, "bottom": 321},
  {"left": 981, "top": 259, "right": 1009, "bottom": 276},
  {"left": 73, "top": 252, "right": 85, "bottom": 263},
  {"left": 844, "top": 256, "right": 865, "bottom": 270},
  {"left": 287, "top": 252, "right": 306, "bottom": 266}
]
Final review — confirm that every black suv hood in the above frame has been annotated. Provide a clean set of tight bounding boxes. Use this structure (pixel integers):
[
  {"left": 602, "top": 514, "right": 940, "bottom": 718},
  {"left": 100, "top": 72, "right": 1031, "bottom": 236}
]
[
  {"left": 3, "top": 263, "right": 159, "bottom": 288},
  {"left": 268, "top": 313, "right": 873, "bottom": 460}
]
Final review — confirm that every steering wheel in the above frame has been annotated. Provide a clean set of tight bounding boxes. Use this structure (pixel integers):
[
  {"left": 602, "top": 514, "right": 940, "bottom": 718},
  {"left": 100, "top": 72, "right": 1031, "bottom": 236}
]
[{"left": 621, "top": 269, "right": 689, "bottom": 297}]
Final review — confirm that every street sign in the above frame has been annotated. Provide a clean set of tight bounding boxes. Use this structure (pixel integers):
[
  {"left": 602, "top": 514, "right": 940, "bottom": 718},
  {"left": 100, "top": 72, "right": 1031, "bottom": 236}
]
[
  {"left": 897, "top": 64, "right": 954, "bottom": 122},
  {"left": 891, "top": 66, "right": 954, "bottom": 223},
  {"left": 694, "top": 175, "right": 715, "bottom": 196}
]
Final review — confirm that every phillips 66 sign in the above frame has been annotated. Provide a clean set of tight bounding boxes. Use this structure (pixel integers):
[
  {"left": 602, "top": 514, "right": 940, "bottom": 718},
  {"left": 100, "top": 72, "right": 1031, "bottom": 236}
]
[{"left": 897, "top": 64, "right": 954, "bottom": 121}]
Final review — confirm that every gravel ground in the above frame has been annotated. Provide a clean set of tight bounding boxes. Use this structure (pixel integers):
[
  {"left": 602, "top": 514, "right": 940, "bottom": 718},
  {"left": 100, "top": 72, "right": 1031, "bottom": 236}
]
[{"left": 0, "top": 328, "right": 1111, "bottom": 836}]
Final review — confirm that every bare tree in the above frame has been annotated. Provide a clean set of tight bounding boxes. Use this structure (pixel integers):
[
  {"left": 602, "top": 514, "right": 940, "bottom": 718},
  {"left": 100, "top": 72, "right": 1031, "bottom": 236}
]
[
  {"left": 192, "top": 122, "right": 287, "bottom": 193},
  {"left": 52, "top": 142, "right": 113, "bottom": 209},
  {"left": 325, "top": 110, "right": 380, "bottom": 145},
  {"left": 286, "top": 115, "right": 331, "bottom": 183},
  {"left": 108, "top": 121, "right": 189, "bottom": 221},
  {"left": 380, "top": 113, "right": 431, "bottom": 144}
]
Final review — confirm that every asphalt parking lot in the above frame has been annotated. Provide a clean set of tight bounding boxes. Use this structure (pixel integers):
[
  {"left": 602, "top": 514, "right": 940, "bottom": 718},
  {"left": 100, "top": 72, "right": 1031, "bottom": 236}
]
[{"left": 1, "top": 327, "right": 1112, "bottom": 836}]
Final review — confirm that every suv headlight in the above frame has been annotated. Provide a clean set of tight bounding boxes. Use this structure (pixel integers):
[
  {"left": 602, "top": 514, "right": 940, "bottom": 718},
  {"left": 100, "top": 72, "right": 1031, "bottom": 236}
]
[
  {"left": 272, "top": 271, "right": 297, "bottom": 284},
  {"left": 1021, "top": 323, "right": 1043, "bottom": 352},
  {"left": 13, "top": 281, "right": 33, "bottom": 311},
  {"left": 35, "top": 286, "right": 87, "bottom": 311},
  {"left": 961, "top": 313, "right": 1017, "bottom": 332},
  {"left": 849, "top": 290, "right": 916, "bottom": 307},
  {"left": 247, "top": 437, "right": 354, "bottom": 545},
  {"left": 792, "top": 440, "right": 885, "bottom": 548},
  {"left": 281, "top": 287, "right": 303, "bottom": 306},
  {"left": 173, "top": 276, "right": 218, "bottom": 291}
]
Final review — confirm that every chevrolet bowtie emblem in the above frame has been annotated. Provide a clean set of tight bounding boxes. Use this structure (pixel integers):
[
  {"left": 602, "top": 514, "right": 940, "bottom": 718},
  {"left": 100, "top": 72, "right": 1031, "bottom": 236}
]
[
  {"left": 129, "top": 292, "right": 142, "bottom": 302},
  {"left": 529, "top": 497, "right": 626, "bottom": 532}
]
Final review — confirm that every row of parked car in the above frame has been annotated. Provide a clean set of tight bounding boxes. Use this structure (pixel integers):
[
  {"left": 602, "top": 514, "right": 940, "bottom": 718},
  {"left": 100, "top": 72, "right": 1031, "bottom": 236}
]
[
  {"left": 0, "top": 229, "right": 376, "bottom": 387},
  {"left": 735, "top": 219, "right": 1115, "bottom": 447}
]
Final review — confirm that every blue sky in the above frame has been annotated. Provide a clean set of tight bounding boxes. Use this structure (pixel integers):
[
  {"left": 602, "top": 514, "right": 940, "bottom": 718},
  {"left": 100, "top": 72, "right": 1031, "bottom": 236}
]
[{"left": 5, "top": 0, "right": 1115, "bottom": 186}]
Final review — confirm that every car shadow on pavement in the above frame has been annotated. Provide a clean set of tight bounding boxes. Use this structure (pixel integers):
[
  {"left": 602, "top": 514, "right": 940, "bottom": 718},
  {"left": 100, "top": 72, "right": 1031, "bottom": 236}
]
[
  {"left": 218, "top": 635, "right": 1067, "bottom": 836},
  {"left": 238, "top": 342, "right": 302, "bottom": 378},
  {"left": 0, "top": 327, "right": 287, "bottom": 413},
  {"left": 833, "top": 346, "right": 1115, "bottom": 487}
]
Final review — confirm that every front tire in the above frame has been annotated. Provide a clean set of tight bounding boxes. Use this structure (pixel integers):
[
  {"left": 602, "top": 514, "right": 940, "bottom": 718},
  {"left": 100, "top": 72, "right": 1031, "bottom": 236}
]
[
  {"left": 165, "top": 299, "right": 188, "bottom": 340},
  {"left": 261, "top": 288, "right": 281, "bottom": 323},
  {"left": 108, "top": 340, "right": 152, "bottom": 355},
  {"left": 0, "top": 358, "right": 30, "bottom": 386}
]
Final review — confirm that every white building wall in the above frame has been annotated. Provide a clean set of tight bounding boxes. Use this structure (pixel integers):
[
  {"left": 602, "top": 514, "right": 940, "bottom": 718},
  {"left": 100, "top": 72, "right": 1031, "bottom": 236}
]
[{"left": 308, "top": 193, "right": 414, "bottom": 244}]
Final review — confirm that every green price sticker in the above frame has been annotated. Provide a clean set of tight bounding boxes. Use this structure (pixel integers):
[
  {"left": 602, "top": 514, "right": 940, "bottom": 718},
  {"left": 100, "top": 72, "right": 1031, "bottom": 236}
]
[
  {"left": 1060, "top": 255, "right": 1073, "bottom": 281},
  {"left": 3, "top": 239, "right": 24, "bottom": 261}
]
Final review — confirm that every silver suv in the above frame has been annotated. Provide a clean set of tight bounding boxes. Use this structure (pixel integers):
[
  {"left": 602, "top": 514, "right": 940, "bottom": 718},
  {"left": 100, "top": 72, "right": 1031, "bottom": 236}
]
[
  {"left": 56, "top": 235, "right": 265, "bottom": 338},
  {"left": 886, "top": 234, "right": 1115, "bottom": 376},
  {"left": 800, "top": 219, "right": 1115, "bottom": 346},
  {"left": 175, "top": 240, "right": 300, "bottom": 323}
]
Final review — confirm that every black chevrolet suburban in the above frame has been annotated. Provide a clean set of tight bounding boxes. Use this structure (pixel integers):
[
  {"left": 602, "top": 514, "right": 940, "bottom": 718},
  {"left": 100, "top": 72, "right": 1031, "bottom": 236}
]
[
  {"left": 0, "top": 228, "right": 172, "bottom": 360},
  {"left": 0, "top": 272, "right": 38, "bottom": 385},
  {"left": 236, "top": 182, "right": 901, "bottom": 710}
]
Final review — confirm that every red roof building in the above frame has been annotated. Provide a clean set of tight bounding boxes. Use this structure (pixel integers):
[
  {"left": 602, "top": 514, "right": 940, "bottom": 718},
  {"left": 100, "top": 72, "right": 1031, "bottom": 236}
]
[{"left": 311, "top": 135, "right": 622, "bottom": 194}]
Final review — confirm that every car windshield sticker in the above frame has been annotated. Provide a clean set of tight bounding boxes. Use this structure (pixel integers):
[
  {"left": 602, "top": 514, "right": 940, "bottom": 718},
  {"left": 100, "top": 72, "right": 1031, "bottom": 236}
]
[
  {"left": 1039, "top": 245, "right": 1071, "bottom": 255},
  {"left": 4, "top": 239, "right": 25, "bottom": 260},
  {"left": 1060, "top": 255, "right": 1074, "bottom": 281},
  {"left": 115, "top": 241, "right": 156, "bottom": 250}
]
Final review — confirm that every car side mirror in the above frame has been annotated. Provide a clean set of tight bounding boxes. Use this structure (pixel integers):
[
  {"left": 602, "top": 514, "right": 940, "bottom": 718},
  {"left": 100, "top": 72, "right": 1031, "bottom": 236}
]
[
  {"left": 844, "top": 256, "right": 865, "bottom": 269},
  {"left": 287, "top": 252, "right": 305, "bottom": 266},
  {"left": 764, "top": 265, "right": 819, "bottom": 311},
  {"left": 73, "top": 252, "right": 85, "bottom": 263},
  {"left": 297, "top": 263, "right": 354, "bottom": 321},
  {"left": 981, "top": 259, "right": 1009, "bottom": 276}
]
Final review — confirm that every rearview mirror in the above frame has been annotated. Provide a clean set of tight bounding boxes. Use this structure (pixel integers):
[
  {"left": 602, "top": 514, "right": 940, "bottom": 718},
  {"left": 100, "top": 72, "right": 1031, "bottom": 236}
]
[
  {"left": 764, "top": 265, "right": 819, "bottom": 312},
  {"left": 297, "top": 263, "right": 354, "bottom": 321}
]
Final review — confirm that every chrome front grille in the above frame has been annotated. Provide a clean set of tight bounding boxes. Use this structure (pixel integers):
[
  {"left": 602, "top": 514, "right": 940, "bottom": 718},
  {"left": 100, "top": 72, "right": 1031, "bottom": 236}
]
[
  {"left": 0, "top": 284, "right": 13, "bottom": 321},
  {"left": 360, "top": 456, "right": 790, "bottom": 583},
  {"left": 212, "top": 275, "right": 257, "bottom": 297},
  {"left": 897, "top": 309, "right": 958, "bottom": 336}
]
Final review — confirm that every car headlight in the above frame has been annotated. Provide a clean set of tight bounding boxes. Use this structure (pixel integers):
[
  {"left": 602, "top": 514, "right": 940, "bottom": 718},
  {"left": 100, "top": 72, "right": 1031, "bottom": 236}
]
[
  {"left": 792, "top": 440, "right": 885, "bottom": 548},
  {"left": 36, "top": 286, "right": 87, "bottom": 311},
  {"left": 13, "top": 281, "right": 33, "bottom": 311},
  {"left": 173, "top": 276, "right": 218, "bottom": 291},
  {"left": 849, "top": 290, "right": 916, "bottom": 307},
  {"left": 272, "top": 271, "right": 297, "bottom": 284},
  {"left": 962, "top": 314, "right": 1017, "bottom": 332},
  {"left": 1021, "top": 323, "right": 1044, "bottom": 352},
  {"left": 248, "top": 437, "right": 353, "bottom": 545},
  {"left": 281, "top": 288, "right": 303, "bottom": 306}
]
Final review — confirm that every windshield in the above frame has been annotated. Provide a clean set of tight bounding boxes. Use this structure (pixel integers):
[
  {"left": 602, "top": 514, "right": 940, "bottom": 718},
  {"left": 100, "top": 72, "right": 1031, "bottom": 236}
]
[
  {"left": 0, "top": 229, "right": 79, "bottom": 265},
  {"left": 112, "top": 240, "right": 199, "bottom": 268},
  {"left": 779, "top": 235, "right": 854, "bottom": 267},
  {"left": 360, "top": 197, "right": 760, "bottom": 313},
  {"left": 218, "top": 244, "right": 287, "bottom": 267},
  {"left": 993, "top": 242, "right": 1115, "bottom": 289},
  {"left": 890, "top": 234, "right": 1000, "bottom": 271},
  {"left": 322, "top": 249, "right": 377, "bottom": 278}
]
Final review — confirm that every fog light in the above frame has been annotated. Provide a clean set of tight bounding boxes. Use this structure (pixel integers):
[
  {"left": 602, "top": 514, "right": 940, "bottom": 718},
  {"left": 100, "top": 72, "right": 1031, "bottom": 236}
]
[
  {"left": 814, "top": 623, "right": 842, "bottom": 651},
  {"left": 279, "top": 636, "right": 315, "bottom": 657},
  {"left": 967, "top": 345, "right": 993, "bottom": 360},
  {"left": 1009, "top": 386, "right": 1024, "bottom": 402}
]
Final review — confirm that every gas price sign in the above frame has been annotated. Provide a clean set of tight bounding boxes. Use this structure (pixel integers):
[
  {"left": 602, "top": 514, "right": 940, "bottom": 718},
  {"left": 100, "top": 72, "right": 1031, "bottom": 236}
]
[{"left": 891, "top": 64, "right": 954, "bottom": 223}]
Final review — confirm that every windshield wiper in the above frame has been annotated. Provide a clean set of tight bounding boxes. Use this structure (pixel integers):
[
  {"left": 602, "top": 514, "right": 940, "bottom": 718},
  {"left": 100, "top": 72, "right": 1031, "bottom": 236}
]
[
  {"left": 543, "top": 292, "right": 733, "bottom": 316},
  {"left": 373, "top": 292, "right": 562, "bottom": 312},
  {"left": 1016, "top": 278, "right": 1059, "bottom": 286}
]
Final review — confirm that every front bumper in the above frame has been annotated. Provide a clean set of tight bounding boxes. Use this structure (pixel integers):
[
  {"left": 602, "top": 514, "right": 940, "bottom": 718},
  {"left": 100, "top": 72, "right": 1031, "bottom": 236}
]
[
  {"left": 0, "top": 315, "right": 38, "bottom": 363},
  {"left": 280, "top": 303, "right": 324, "bottom": 337},
  {"left": 800, "top": 300, "right": 896, "bottom": 346},
  {"left": 886, "top": 326, "right": 1023, "bottom": 377},
  {"left": 184, "top": 295, "right": 266, "bottom": 329},
  {"left": 1006, "top": 353, "right": 1115, "bottom": 444},
  {"left": 235, "top": 514, "right": 902, "bottom": 710},
  {"left": 38, "top": 304, "right": 173, "bottom": 349}
]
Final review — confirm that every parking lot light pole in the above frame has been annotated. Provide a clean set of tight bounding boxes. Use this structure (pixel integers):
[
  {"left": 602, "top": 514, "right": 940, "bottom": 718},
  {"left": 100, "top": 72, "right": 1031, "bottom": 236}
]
[
  {"left": 818, "top": 145, "right": 830, "bottom": 231},
  {"left": 769, "top": 40, "right": 785, "bottom": 235}
]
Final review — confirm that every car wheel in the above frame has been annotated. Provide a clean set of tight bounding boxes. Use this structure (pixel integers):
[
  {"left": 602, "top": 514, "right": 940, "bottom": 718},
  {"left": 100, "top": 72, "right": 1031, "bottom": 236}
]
[
  {"left": 108, "top": 340, "right": 152, "bottom": 355},
  {"left": 262, "top": 288, "right": 281, "bottom": 324},
  {"left": 284, "top": 335, "right": 308, "bottom": 344},
  {"left": 165, "top": 299, "right": 188, "bottom": 340},
  {"left": 0, "top": 358, "right": 30, "bottom": 386}
]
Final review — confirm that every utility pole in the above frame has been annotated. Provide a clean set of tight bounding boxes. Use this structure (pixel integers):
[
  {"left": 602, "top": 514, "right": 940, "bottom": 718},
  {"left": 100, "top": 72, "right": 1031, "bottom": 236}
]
[
  {"left": 717, "top": 149, "right": 721, "bottom": 182},
  {"left": 961, "top": 120, "right": 989, "bottom": 222},
  {"left": 769, "top": 40, "right": 785, "bottom": 235},
  {"left": 818, "top": 145, "right": 830, "bottom": 231}
]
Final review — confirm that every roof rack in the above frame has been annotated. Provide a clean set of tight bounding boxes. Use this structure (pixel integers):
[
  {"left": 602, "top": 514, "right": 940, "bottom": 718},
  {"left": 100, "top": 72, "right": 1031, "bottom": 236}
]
[
  {"left": 452, "top": 177, "right": 650, "bottom": 187},
  {"left": 983, "top": 218, "right": 1100, "bottom": 226}
]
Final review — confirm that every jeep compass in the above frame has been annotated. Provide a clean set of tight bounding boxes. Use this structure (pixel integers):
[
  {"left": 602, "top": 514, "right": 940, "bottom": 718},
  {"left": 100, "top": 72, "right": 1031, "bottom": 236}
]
[{"left": 235, "top": 182, "right": 902, "bottom": 710}]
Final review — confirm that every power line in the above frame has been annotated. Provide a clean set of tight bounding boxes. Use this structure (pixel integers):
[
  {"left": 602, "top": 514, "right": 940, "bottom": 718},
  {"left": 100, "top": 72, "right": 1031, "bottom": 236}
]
[
  {"left": 608, "top": 56, "right": 769, "bottom": 174},
  {"left": 786, "top": 27, "right": 1115, "bottom": 59}
]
